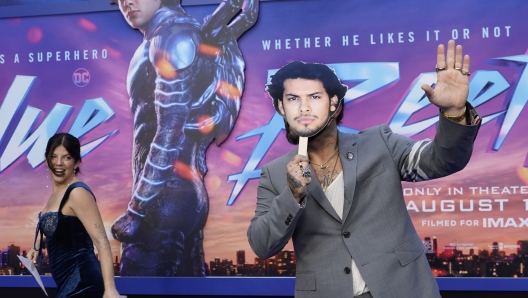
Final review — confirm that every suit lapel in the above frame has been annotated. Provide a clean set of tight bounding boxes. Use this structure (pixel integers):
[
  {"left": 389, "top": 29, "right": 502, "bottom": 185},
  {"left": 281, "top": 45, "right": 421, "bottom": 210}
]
[{"left": 339, "top": 131, "right": 358, "bottom": 225}]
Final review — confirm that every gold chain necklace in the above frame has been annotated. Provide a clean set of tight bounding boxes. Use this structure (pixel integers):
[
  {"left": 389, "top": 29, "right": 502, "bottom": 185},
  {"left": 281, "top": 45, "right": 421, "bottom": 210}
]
[{"left": 310, "top": 149, "right": 339, "bottom": 170}]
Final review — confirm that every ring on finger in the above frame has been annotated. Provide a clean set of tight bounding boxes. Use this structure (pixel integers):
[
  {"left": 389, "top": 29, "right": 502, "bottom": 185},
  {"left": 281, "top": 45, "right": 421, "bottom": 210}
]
[
  {"left": 435, "top": 67, "right": 447, "bottom": 73},
  {"left": 459, "top": 69, "right": 471, "bottom": 76},
  {"left": 301, "top": 168, "right": 311, "bottom": 178},
  {"left": 455, "top": 67, "right": 471, "bottom": 76}
]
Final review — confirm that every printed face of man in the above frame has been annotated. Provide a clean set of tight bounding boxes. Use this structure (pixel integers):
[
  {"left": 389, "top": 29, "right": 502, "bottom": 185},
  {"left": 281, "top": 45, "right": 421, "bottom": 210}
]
[
  {"left": 118, "top": 0, "right": 162, "bottom": 32},
  {"left": 278, "top": 78, "right": 338, "bottom": 138}
]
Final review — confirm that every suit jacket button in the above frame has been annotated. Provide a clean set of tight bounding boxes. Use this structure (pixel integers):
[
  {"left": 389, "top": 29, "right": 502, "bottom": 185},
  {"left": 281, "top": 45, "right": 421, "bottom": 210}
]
[
  {"left": 342, "top": 231, "right": 351, "bottom": 238},
  {"left": 344, "top": 267, "right": 351, "bottom": 274},
  {"left": 285, "top": 220, "right": 290, "bottom": 225}
]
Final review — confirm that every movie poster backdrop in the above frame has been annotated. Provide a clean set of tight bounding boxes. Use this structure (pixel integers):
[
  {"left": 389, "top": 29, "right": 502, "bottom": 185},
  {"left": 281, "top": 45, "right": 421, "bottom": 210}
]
[{"left": 1, "top": 0, "right": 528, "bottom": 281}]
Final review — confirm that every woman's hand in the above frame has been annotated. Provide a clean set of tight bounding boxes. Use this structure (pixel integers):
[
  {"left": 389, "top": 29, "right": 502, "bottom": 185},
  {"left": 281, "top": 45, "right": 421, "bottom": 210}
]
[{"left": 27, "top": 248, "right": 39, "bottom": 263}]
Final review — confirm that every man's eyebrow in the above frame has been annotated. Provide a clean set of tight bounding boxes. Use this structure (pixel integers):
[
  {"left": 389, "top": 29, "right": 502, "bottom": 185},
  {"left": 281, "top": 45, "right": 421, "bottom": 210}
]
[{"left": 285, "top": 91, "right": 321, "bottom": 97}]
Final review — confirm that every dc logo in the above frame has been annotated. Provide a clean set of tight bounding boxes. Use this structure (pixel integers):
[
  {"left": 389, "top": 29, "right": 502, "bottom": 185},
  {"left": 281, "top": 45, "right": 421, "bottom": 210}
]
[{"left": 72, "top": 68, "right": 90, "bottom": 87}]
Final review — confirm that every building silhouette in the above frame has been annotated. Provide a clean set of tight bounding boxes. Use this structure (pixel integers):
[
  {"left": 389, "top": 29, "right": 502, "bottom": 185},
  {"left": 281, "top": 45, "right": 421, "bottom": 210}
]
[
  {"left": 424, "top": 237, "right": 433, "bottom": 253},
  {"left": 204, "top": 238, "right": 528, "bottom": 277},
  {"left": 0, "top": 243, "right": 120, "bottom": 276},
  {"left": 422, "top": 237, "right": 528, "bottom": 278},
  {"left": 3, "top": 239, "right": 527, "bottom": 278},
  {"left": 275, "top": 250, "right": 295, "bottom": 276},
  {"left": 518, "top": 240, "right": 528, "bottom": 256},
  {"left": 7, "top": 245, "right": 21, "bottom": 275},
  {"left": 236, "top": 250, "right": 246, "bottom": 275},
  {"left": 209, "top": 257, "right": 236, "bottom": 276}
]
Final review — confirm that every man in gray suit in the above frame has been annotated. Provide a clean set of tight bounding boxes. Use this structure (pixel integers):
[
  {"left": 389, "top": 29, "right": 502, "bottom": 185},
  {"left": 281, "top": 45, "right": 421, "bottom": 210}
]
[{"left": 247, "top": 40, "right": 480, "bottom": 298}]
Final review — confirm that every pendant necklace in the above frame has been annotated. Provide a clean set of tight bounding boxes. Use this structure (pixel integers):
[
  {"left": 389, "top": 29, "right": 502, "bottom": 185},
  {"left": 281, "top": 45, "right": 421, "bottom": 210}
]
[
  {"left": 321, "top": 150, "right": 340, "bottom": 192},
  {"left": 310, "top": 149, "right": 339, "bottom": 170}
]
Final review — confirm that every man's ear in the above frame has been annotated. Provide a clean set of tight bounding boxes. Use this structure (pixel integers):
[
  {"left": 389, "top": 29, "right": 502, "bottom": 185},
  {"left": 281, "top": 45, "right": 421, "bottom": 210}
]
[
  {"left": 278, "top": 100, "right": 285, "bottom": 115},
  {"left": 330, "top": 95, "right": 339, "bottom": 112}
]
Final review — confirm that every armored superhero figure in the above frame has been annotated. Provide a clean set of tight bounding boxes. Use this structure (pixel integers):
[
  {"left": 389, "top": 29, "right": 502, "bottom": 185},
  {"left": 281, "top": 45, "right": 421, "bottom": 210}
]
[{"left": 111, "top": 0, "right": 258, "bottom": 276}]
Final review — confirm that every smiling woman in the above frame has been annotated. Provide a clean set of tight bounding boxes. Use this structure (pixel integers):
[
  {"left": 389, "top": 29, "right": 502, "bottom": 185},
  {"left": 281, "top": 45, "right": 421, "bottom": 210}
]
[{"left": 26, "top": 133, "right": 121, "bottom": 298}]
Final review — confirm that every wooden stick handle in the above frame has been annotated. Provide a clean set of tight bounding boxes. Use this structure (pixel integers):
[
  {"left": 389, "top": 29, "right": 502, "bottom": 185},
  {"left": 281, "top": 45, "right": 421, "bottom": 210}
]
[{"left": 298, "top": 137, "right": 308, "bottom": 156}]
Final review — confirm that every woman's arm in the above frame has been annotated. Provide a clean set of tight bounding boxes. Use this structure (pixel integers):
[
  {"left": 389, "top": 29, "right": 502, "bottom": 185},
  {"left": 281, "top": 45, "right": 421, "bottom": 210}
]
[
  {"left": 27, "top": 216, "right": 42, "bottom": 263},
  {"left": 67, "top": 187, "right": 120, "bottom": 298}
]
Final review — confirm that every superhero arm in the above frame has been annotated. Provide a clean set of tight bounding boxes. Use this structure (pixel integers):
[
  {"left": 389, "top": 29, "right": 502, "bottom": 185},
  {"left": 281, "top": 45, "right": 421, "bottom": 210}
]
[
  {"left": 128, "top": 25, "right": 202, "bottom": 217},
  {"left": 202, "top": 0, "right": 259, "bottom": 41}
]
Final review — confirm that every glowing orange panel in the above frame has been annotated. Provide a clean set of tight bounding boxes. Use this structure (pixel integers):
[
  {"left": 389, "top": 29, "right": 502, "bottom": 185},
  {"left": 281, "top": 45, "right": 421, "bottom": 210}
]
[
  {"left": 221, "top": 150, "right": 241, "bottom": 166},
  {"left": 78, "top": 18, "right": 97, "bottom": 32},
  {"left": 198, "top": 43, "right": 222, "bottom": 56},
  {"left": 156, "top": 59, "right": 178, "bottom": 79},
  {"left": 174, "top": 161, "right": 201, "bottom": 181},
  {"left": 216, "top": 80, "right": 241, "bottom": 100},
  {"left": 198, "top": 115, "right": 215, "bottom": 135}
]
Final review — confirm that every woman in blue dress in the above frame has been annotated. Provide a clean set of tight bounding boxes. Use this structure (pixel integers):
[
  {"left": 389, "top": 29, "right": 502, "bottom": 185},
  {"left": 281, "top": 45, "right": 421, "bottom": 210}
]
[{"left": 27, "top": 133, "right": 121, "bottom": 298}]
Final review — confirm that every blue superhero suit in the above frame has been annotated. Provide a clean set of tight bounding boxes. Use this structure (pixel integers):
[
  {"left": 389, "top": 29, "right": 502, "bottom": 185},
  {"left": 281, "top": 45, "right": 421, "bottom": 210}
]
[{"left": 111, "top": 0, "right": 259, "bottom": 276}]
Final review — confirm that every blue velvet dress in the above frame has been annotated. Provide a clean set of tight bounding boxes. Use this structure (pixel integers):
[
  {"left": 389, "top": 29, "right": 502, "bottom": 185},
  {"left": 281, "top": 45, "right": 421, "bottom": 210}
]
[{"left": 34, "top": 182, "right": 104, "bottom": 297}]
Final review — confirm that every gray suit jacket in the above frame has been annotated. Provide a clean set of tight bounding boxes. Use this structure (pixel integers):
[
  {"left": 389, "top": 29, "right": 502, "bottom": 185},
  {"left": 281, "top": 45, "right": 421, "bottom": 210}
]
[{"left": 247, "top": 114, "right": 480, "bottom": 298}]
